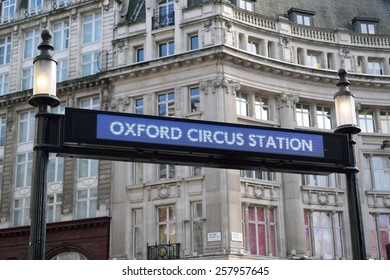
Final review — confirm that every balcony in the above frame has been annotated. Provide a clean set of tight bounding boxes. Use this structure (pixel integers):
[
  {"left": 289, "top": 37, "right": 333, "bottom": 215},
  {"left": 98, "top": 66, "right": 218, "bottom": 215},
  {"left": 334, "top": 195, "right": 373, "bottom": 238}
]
[
  {"left": 51, "top": 0, "right": 72, "bottom": 10},
  {"left": 147, "top": 242, "right": 180, "bottom": 260},
  {"left": 152, "top": 10, "right": 174, "bottom": 30}
]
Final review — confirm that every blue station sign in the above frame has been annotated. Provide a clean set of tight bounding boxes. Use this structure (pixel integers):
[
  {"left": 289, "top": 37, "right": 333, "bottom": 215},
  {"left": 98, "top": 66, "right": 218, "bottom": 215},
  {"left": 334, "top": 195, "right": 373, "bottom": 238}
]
[
  {"left": 96, "top": 114, "right": 324, "bottom": 158},
  {"left": 63, "top": 108, "right": 351, "bottom": 174}
]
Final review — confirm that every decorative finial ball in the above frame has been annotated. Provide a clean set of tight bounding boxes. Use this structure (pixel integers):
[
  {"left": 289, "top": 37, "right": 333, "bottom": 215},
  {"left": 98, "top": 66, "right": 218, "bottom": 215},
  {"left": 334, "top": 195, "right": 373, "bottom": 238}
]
[
  {"left": 41, "top": 29, "right": 52, "bottom": 42},
  {"left": 338, "top": 68, "right": 348, "bottom": 78}
]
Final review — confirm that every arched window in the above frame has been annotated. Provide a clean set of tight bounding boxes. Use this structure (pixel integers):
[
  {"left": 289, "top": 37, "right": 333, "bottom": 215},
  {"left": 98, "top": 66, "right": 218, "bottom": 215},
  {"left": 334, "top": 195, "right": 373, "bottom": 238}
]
[{"left": 51, "top": 251, "right": 88, "bottom": 260}]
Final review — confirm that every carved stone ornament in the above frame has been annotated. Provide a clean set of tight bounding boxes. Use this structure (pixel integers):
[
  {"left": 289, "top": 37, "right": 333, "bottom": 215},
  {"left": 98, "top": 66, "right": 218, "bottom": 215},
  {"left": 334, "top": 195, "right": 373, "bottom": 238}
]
[
  {"left": 317, "top": 192, "right": 329, "bottom": 205},
  {"left": 254, "top": 185, "right": 265, "bottom": 199},
  {"left": 278, "top": 92, "right": 299, "bottom": 108},
  {"left": 158, "top": 185, "right": 170, "bottom": 199},
  {"left": 204, "top": 19, "right": 213, "bottom": 29}
]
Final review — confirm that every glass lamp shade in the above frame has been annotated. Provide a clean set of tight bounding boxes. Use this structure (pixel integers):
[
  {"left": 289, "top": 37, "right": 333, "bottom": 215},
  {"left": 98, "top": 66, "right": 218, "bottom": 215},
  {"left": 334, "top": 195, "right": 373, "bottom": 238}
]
[
  {"left": 334, "top": 93, "right": 357, "bottom": 127},
  {"left": 33, "top": 58, "right": 57, "bottom": 96}
]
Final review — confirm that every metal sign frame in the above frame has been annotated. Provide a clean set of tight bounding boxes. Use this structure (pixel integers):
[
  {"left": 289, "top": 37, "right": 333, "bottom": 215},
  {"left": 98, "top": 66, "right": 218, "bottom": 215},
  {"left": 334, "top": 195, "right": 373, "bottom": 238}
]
[{"left": 54, "top": 108, "right": 351, "bottom": 174}]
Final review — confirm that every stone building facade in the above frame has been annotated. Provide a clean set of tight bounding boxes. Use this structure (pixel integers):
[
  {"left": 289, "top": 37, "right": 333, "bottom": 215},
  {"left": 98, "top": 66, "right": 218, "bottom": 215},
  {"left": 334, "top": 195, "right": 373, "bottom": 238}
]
[{"left": 0, "top": 0, "right": 389, "bottom": 259}]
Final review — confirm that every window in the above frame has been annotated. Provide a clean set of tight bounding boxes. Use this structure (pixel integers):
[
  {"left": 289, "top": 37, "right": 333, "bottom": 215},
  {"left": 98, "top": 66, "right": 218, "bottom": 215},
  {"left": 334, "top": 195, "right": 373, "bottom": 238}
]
[
  {"left": 22, "top": 67, "right": 33, "bottom": 90},
  {"left": 363, "top": 155, "right": 390, "bottom": 191},
  {"left": 48, "top": 153, "right": 64, "bottom": 183},
  {"left": 248, "top": 40, "right": 259, "bottom": 55},
  {"left": 51, "top": 252, "right": 88, "bottom": 260},
  {"left": 360, "top": 23, "right": 376, "bottom": 34},
  {"left": 78, "top": 158, "right": 98, "bottom": 178},
  {"left": 191, "top": 202, "right": 203, "bottom": 254},
  {"left": 136, "top": 47, "right": 144, "bottom": 62},
  {"left": 15, "top": 152, "right": 33, "bottom": 188},
  {"left": 158, "top": 164, "right": 175, "bottom": 179},
  {"left": 255, "top": 96, "right": 270, "bottom": 120},
  {"left": 132, "top": 209, "right": 143, "bottom": 259},
  {"left": 189, "top": 87, "right": 200, "bottom": 112},
  {"left": 0, "top": 73, "right": 9, "bottom": 95},
  {"left": 190, "top": 35, "right": 199, "bottom": 50},
  {"left": 157, "top": 205, "right": 176, "bottom": 244},
  {"left": 154, "top": 0, "right": 174, "bottom": 29},
  {"left": 158, "top": 92, "right": 175, "bottom": 116},
  {"left": 135, "top": 97, "right": 144, "bottom": 114},
  {"left": 238, "top": 0, "right": 254, "bottom": 12},
  {"left": 380, "top": 111, "right": 390, "bottom": 134},
  {"left": 81, "top": 51, "right": 99, "bottom": 76},
  {"left": 80, "top": 96, "right": 100, "bottom": 110},
  {"left": 56, "top": 58, "right": 68, "bottom": 82},
  {"left": 158, "top": 41, "right": 174, "bottom": 57},
  {"left": 244, "top": 205, "right": 277, "bottom": 256},
  {"left": 190, "top": 166, "right": 201, "bottom": 177},
  {"left": 288, "top": 9, "right": 315, "bottom": 26},
  {"left": 307, "top": 52, "right": 321, "bottom": 68},
  {"left": 13, "top": 197, "right": 30, "bottom": 226},
  {"left": 369, "top": 213, "right": 389, "bottom": 260},
  {"left": 297, "top": 14, "right": 312, "bottom": 26},
  {"left": 304, "top": 210, "right": 343, "bottom": 259},
  {"left": 316, "top": 106, "right": 332, "bottom": 129},
  {"left": 1, "top": 0, "right": 16, "bottom": 23},
  {"left": 82, "top": 12, "right": 102, "bottom": 44},
  {"left": 53, "top": 21, "right": 69, "bottom": 51},
  {"left": 0, "top": 115, "right": 6, "bottom": 146},
  {"left": 0, "top": 36, "right": 11, "bottom": 65},
  {"left": 28, "top": 0, "right": 43, "bottom": 15},
  {"left": 368, "top": 59, "right": 383, "bottom": 75},
  {"left": 47, "top": 193, "right": 62, "bottom": 223},
  {"left": 352, "top": 18, "right": 379, "bottom": 35},
  {"left": 133, "top": 162, "right": 143, "bottom": 185},
  {"left": 24, "top": 28, "right": 40, "bottom": 59},
  {"left": 301, "top": 174, "right": 338, "bottom": 188},
  {"left": 236, "top": 92, "right": 248, "bottom": 117},
  {"left": 296, "top": 103, "right": 311, "bottom": 127},
  {"left": 18, "top": 110, "right": 35, "bottom": 143},
  {"left": 21, "top": 66, "right": 33, "bottom": 91},
  {"left": 76, "top": 188, "right": 98, "bottom": 219},
  {"left": 241, "top": 170, "right": 275, "bottom": 181},
  {"left": 358, "top": 110, "right": 375, "bottom": 133}
]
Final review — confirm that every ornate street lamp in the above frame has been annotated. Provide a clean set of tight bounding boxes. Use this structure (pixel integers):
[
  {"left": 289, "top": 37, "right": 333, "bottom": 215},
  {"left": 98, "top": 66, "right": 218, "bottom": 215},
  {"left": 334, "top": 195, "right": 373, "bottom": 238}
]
[
  {"left": 334, "top": 68, "right": 366, "bottom": 260},
  {"left": 28, "top": 29, "right": 59, "bottom": 260}
]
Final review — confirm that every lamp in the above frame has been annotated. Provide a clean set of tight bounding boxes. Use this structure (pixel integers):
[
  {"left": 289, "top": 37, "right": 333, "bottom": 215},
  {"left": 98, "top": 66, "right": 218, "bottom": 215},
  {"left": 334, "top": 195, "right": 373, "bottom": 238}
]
[
  {"left": 29, "top": 29, "right": 60, "bottom": 108},
  {"left": 334, "top": 68, "right": 361, "bottom": 134},
  {"left": 334, "top": 68, "right": 366, "bottom": 260},
  {"left": 28, "top": 29, "right": 59, "bottom": 260}
]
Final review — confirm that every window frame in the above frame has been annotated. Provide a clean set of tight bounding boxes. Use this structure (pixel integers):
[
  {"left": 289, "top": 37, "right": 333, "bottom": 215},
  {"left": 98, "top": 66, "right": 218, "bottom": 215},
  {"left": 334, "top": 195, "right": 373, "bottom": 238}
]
[
  {"left": 76, "top": 187, "right": 98, "bottom": 219},
  {"left": 244, "top": 205, "right": 277, "bottom": 256},
  {"left": 157, "top": 91, "right": 175, "bottom": 116},
  {"left": 157, "top": 205, "right": 176, "bottom": 244},
  {"left": 82, "top": 11, "right": 102, "bottom": 44}
]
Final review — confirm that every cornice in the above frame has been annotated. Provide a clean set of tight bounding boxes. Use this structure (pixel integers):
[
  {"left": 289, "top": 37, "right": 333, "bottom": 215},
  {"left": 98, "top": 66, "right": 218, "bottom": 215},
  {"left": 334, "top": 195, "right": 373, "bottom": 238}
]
[{"left": 100, "top": 45, "right": 390, "bottom": 89}]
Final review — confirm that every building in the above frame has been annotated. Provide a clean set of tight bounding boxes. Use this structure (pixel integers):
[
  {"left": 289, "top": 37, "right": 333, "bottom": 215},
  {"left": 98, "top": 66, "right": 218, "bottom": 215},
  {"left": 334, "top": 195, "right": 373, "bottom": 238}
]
[{"left": 0, "top": 0, "right": 389, "bottom": 260}]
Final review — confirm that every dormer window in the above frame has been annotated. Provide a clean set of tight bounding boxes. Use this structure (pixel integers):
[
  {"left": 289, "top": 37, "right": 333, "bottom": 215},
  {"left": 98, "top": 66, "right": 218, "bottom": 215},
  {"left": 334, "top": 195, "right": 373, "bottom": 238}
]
[
  {"left": 352, "top": 17, "right": 379, "bottom": 35},
  {"left": 288, "top": 8, "right": 315, "bottom": 27},
  {"left": 236, "top": 0, "right": 255, "bottom": 12}
]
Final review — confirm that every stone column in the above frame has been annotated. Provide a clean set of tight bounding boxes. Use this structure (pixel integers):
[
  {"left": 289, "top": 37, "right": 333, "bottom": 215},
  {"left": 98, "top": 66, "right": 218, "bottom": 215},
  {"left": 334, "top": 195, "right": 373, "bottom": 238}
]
[{"left": 277, "top": 93, "right": 308, "bottom": 258}]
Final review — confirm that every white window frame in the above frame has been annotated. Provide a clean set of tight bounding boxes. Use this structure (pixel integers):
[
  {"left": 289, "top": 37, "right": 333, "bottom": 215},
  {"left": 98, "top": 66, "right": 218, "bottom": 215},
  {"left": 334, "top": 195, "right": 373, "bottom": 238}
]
[
  {"left": 46, "top": 193, "right": 62, "bottom": 223},
  {"left": 316, "top": 105, "right": 332, "bottom": 129},
  {"left": 22, "top": 67, "right": 33, "bottom": 90},
  {"left": 157, "top": 205, "right": 176, "bottom": 244},
  {"left": 358, "top": 110, "right": 375, "bottom": 133},
  {"left": 157, "top": 92, "right": 175, "bottom": 116},
  {"left": 48, "top": 153, "right": 64, "bottom": 183},
  {"left": 135, "top": 97, "right": 144, "bottom": 114},
  {"left": 132, "top": 208, "right": 143, "bottom": 259},
  {"left": 189, "top": 87, "right": 200, "bottom": 113},
  {"left": 81, "top": 51, "right": 100, "bottom": 76},
  {"left": 23, "top": 28, "right": 40, "bottom": 59},
  {"left": 82, "top": 11, "right": 102, "bottom": 44},
  {"left": 1, "top": 0, "right": 16, "bottom": 24},
  {"left": 296, "top": 103, "right": 311, "bottom": 127},
  {"left": 13, "top": 197, "right": 30, "bottom": 226},
  {"left": 0, "top": 36, "right": 11, "bottom": 65},
  {"left": 191, "top": 201, "right": 204, "bottom": 254},
  {"left": 0, "top": 115, "right": 6, "bottom": 146},
  {"left": 56, "top": 58, "right": 69, "bottom": 82},
  {"left": 18, "top": 110, "right": 35, "bottom": 143},
  {"left": 158, "top": 164, "right": 175, "bottom": 180},
  {"left": 15, "top": 152, "right": 33, "bottom": 188},
  {"left": 53, "top": 20, "right": 70, "bottom": 51},
  {"left": 0, "top": 73, "right": 9, "bottom": 95},
  {"left": 236, "top": 92, "right": 249, "bottom": 117},
  {"left": 76, "top": 187, "right": 98, "bottom": 219}
]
